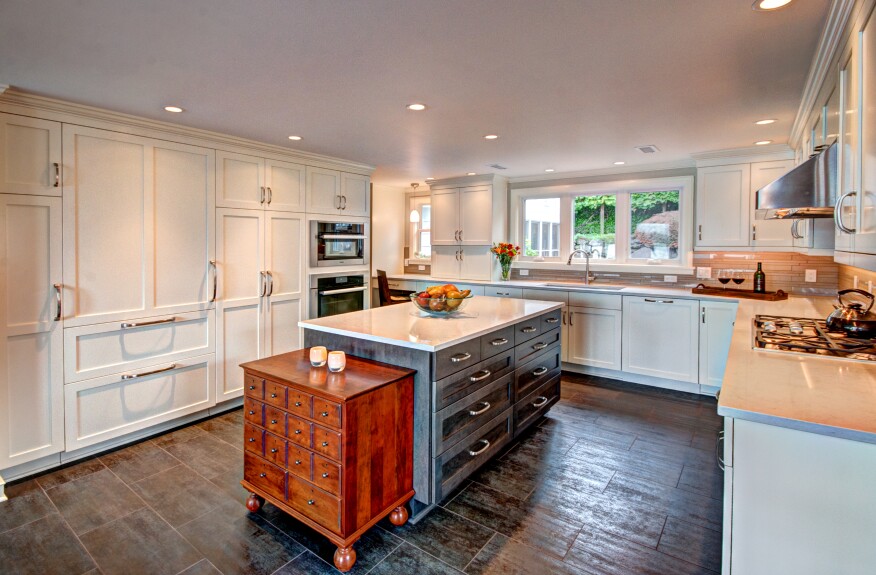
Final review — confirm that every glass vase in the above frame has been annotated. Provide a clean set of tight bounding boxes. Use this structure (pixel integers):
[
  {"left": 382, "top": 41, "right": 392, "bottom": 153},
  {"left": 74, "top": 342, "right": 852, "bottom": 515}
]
[{"left": 500, "top": 260, "right": 511, "bottom": 281}]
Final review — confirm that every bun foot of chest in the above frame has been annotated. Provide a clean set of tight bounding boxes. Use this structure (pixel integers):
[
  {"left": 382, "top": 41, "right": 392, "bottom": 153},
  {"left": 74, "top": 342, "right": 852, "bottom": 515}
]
[
  {"left": 389, "top": 504, "right": 409, "bottom": 526},
  {"left": 333, "top": 545, "right": 357, "bottom": 572},
  {"left": 246, "top": 493, "right": 264, "bottom": 512}
]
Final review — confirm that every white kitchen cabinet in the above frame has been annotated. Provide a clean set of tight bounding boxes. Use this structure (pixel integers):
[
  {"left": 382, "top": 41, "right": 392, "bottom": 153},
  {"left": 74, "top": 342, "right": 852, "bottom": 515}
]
[
  {"left": 567, "top": 306, "right": 622, "bottom": 371},
  {"left": 696, "top": 164, "right": 751, "bottom": 247},
  {"left": 836, "top": 42, "right": 860, "bottom": 256},
  {"left": 216, "top": 151, "right": 305, "bottom": 212},
  {"left": 430, "top": 185, "right": 492, "bottom": 245},
  {"left": 857, "top": 13, "right": 876, "bottom": 256},
  {"left": 484, "top": 286, "right": 522, "bottom": 298},
  {"left": 0, "top": 194, "right": 64, "bottom": 470},
  {"left": 430, "top": 245, "right": 492, "bottom": 281},
  {"left": 306, "top": 167, "right": 369, "bottom": 216},
  {"left": 216, "top": 208, "right": 303, "bottom": 402},
  {"left": 62, "top": 125, "right": 215, "bottom": 327},
  {"left": 622, "top": 296, "right": 699, "bottom": 383},
  {"left": 750, "top": 160, "right": 795, "bottom": 247},
  {"left": 698, "top": 300, "right": 737, "bottom": 393},
  {"left": 340, "top": 171, "right": 370, "bottom": 217},
  {"left": 0, "top": 113, "right": 61, "bottom": 197}
]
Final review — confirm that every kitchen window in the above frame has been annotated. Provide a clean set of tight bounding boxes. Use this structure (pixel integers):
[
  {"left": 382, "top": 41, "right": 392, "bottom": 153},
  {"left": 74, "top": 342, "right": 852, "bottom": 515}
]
[{"left": 410, "top": 196, "right": 431, "bottom": 259}]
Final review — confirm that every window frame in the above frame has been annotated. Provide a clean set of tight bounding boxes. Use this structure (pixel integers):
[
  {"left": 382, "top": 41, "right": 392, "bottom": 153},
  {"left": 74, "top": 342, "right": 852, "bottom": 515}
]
[{"left": 408, "top": 193, "right": 432, "bottom": 261}]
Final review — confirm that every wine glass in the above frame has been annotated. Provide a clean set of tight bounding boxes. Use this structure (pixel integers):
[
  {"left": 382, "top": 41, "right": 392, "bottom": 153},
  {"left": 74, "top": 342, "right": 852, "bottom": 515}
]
[
  {"left": 717, "top": 269, "right": 731, "bottom": 289},
  {"left": 732, "top": 270, "right": 745, "bottom": 288}
]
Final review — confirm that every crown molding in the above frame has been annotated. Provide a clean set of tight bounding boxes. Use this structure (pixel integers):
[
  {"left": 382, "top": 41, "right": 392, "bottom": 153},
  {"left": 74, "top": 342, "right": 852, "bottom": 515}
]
[
  {"left": 691, "top": 143, "right": 794, "bottom": 167},
  {"left": 508, "top": 159, "right": 695, "bottom": 185},
  {"left": 789, "top": 0, "right": 857, "bottom": 148},
  {"left": 0, "top": 88, "right": 375, "bottom": 173}
]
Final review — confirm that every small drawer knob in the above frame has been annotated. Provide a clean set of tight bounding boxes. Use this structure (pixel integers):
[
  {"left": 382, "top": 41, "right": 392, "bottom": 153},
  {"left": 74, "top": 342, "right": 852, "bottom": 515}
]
[
  {"left": 259, "top": 473, "right": 267, "bottom": 478},
  {"left": 322, "top": 441, "right": 329, "bottom": 447},
  {"left": 295, "top": 401, "right": 302, "bottom": 407},
  {"left": 295, "top": 459, "right": 301, "bottom": 465},
  {"left": 248, "top": 438, "right": 255, "bottom": 442},
  {"left": 271, "top": 448, "right": 279, "bottom": 453},
  {"left": 271, "top": 419, "right": 278, "bottom": 424},
  {"left": 248, "top": 410, "right": 255, "bottom": 415},
  {"left": 307, "top": 499, "right": 315, "bottom": 505},
  {"left": 295, "top": 429, "right": 302, "bottom": 435},
  {"left": 321, "top": 411, "right": 329, "bottom": 417},
  {"left": 248, "top": 385, "right": 256, "bottom": 390},
  {"left": 322, "top": 472, "right": 329, "bottom": 478},
  {"left": 270, "top": 393, "right": 277, "bottom": 398}
]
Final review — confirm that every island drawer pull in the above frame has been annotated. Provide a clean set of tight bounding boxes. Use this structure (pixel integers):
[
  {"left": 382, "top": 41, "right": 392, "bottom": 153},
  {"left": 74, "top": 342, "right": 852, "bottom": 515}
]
[
  {"left": 468, "top": 439, "right": 491, "bottom": 457},
  {"left": 121, "top": 363, "right": 176, "bottom": 380},
  {"left": 490, "top": 338, "right": 509, "bottom": 346},
  {"left": 469, "top": 401, "right": 491, "bottom": 416},
  {"left": 521, "top": 326, "right": 537, "bottom": 333},
  {"left": 450, "top": 352, "right": 472, "bottom": 363},
  {"left": 716, "top": 431, "right": 726, "bottom": 471},
  {"left": 121, "top": 317, "right": 176, "bottom": 329},
  {"left": 644, "top": 298, "right": 674, "bottom": 304},
  {"left": 469, "top": 369, "right": 491, "bottom": 382},
  {"left": 532, "top": 396, "right": 549, "bottom": 408},
  {"left": 545, "top": 317, "right": 559, "bottom": 324},
  {"left": 532, "top": 342, "right": 548, "bottom": 351},
  {"left": 531, "top": 366, "right": 549, "bottom": 377}
]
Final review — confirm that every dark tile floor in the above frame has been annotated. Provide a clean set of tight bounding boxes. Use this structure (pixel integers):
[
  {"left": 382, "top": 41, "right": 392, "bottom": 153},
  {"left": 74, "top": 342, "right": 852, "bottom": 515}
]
[{"left": 0, "top": 373, "right": 723, "bottom": 575}]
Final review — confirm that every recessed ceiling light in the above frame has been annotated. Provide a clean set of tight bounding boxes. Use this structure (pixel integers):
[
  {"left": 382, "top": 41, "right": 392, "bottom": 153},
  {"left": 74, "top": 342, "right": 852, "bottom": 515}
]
[
  {"left": 164, "top": 106, "right": 184, "bottom": 113},
  {"left": 406, "top": 103, "right": 426, "bottom": 111},
  {"left": 467, "top": 172, "right": 476, "bottom": 176},
  {"left": 755, "top": 119, "right": 777, "bottom": 125},
  {"left": 484, "top": 134, "right": 499, "bottom": 140},
  {"left": 287, "top": 135, "right": 302, "bottom": 141},
  {"left": 544, "top": 169, "right": 555, "bottom": 173},
  {"left": 613, "top": 161, "right": 626, "bottom": 166},
  {"left": 755, "top": 140, "right": 773, "bottom": 145},
  {"left": 752, "top": 0, "right": 793, "bottom": 10},
  {"left": 425, "top": 177, "right": 435, "bottom": 181}
]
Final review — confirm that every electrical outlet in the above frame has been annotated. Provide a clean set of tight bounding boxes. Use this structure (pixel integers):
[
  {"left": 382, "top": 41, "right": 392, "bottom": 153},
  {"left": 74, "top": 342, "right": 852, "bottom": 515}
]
[
  {"left": 804, "top": 269, "right": 817, "bottom": 282},
  {"left": 696, "top": 267, "right": 712, "bottom": 279},
  {"left": 869, "top": 280, "right": 874, "bottom": 293},
  {"left": 418, "top": 265, "right": 426, "bottom": 271},
  {"left": 854, "top": 275, "right": 859, "bottom": 288},
  {"left": 519, "top": 269, "right": 529, "bottom": 276},
  {"left": 664, "top": 275, "right": 677, "bottom": 283}
]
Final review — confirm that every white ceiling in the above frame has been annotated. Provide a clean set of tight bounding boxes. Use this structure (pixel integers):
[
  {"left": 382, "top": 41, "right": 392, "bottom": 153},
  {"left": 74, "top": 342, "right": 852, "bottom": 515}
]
[{"left": 0, "top": 0, "right": 829, "bottom": 187}]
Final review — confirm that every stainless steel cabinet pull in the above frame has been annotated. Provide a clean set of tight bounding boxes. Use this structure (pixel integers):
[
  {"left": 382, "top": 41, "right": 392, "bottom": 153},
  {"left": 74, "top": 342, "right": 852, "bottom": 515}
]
[
  {"left": 121, "top": 363, "right": 177, "bottom": 380},
  {"left": 716, "top": 430, "right": 726, "bottom": 471},
  {"left": 545, "top": 317, "right": 559, "bottom": 324},
  {"left": 295, "top": 401, "right": 302, "bottom": 407},
  {"left": 702, "top": 308, "right": 706, "bottom": 324},
  {"left": 335, "top": 195, "right": 341, "bottom": 210},
  {"left": 53, "top": 162, "right": 60, "bottom": 187},
  {"left": 209, "top": 260, "right": 217, "bottom": 302},
  {"left": 532, "top": 342, "right": 548, "bottom": 351},
  {"left": 450, "top": 352, "right": 472, "bottom": 363},
  {"left": 121, "top": 317, "right": 176, "bottom": 329},
  {"left": 266, "top": 187, "right": 272, "bottom": 204},
  {"left": 259, "top": 472, "right": 267, "bottom": 478},
  {"left": 271, "top": 448, "right": 279, "bottom": 453},
  {"left": 490, "top": 338, "right": 508, "bottom": 346},
  {"left": 307, "top": 499, "right": 315, "bottom": 505},
  {"left": 259, "top": 271, "right": 267, "bottom": 297},
  {"left": 469, "top": 370, "right": 491, "bottom": 382},
  {"left": 791, "top": 219, "right": 802, "bottom": 239},
  {"left": 295, "top": 429, "right": 302, "bottom": 434},
  {"left": 322, "top": 472, "right": 330, "bottom": 478},
  {"left": 751, "top": 224, "right": 756, "bottom": 241},
  {"left": 455, "top": 249, "right": 460, "bottom": 261},
  {"left": 532, "top": 366, "right": 549, "bottom": 377},
  {"left": 454, "top": 230, "right": 460, "bottom": 241},
  {"left": 644, "top": 298, "right": 674, "bottom": 304},
  {"left": 53, "top": 283, "right": 62, "bottom": 321},
  {"left": 459, "top": 249, "right": 464, "bottom": 260},
  {"left": 459, "top": 230, "right": 463, "bottom": 242},
  {"left": 260, "top": 186, "right": 266, "bottom": 204},
  {"left": 562, "top": 311, "right": 567, "bottom": 325},
  {"left": 266, "top": 271, "right": 274, "bottom": 297},
  {"left": 532, "top": 396, "right": 549, "bottom": 408},
  {"left": 834, "top": 191, "right": 857, "bottom": 233},
  {"left": 322, "top": 441, "right": 329, "bottom": 447},
  {"left": 321, "top": 411, "right": 329, "bottom": 417},
  {"left": 341, "top": 195, "right": 347, "bottom": 209},
  {"left": 698, "top": 224, "right": 702, "bottom": 241},
  {"left": 468, "top": 401, "right": 491, "bottom": 416},
  {"left": 468, "top": 439, "right": 491, "bottom": 457},
  {"left": 521, "top": 326, "right": 537, "bottom": 333}
]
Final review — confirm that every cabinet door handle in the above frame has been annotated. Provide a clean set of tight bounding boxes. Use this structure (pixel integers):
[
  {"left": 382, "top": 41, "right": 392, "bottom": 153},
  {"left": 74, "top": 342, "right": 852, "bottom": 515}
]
[
  {"left": 490, "top": 338, "right": 508, "bottom": 346},
  {"left": 260, "top": 271, "right": 267, "bottom": 297},
  {"left": 322, "top": 472, "right": 330, "bottom": 478},
  {"left": 521, "top": 326, "right": 537, "bottom": 333},
  {"left": 468, "top": 401, "right": 491, "bottom": 416},
  {"left": 121, "top": 317, "right": 176, "bottom": 329},
  {"left": 260, "top": 186, "right": 266, "bottom": 204},
  {"left": 698, "top": 224, "right": 702, "bottom": 241},
  {"left": 545, "top": 317, "right": 559, "bottom": 324},
  {"left": 702, "top": 308, "right": 706, "bottom": 324},
  {"left": 450, "top": 352, "right": 472, "bottom": 363},
  {"left": 454, "top": 230, "right": 460, "bottom": 241},
  {"left": 791, "top": 219, "right": 802, "bottom": 239},
  {"left": 562, "top": 311, "right": 566, "bottom": 325},
  {"left": 644, "top": 298, "right": 674, "bottom": 304},
  {"left": 834, "top": 191, "right": 857, "bottom": 233},
  {"left": 469, "top": 369, "right": 491, "bottom": 382},
  {"left": 266, "top": 271, "right": 274, "bottom": 297},
  {"left": 121, "top": 363, "right": 177, "bottom": 380},
  {"left": 751, "top": 224, "right": 756, "bottom": 241},
  {"left": 532, "top": 396, "right": 549, "bottom": 408},
  {"left": 53, "top": 283, "right": 62, "bottom": 321},
  {"left": 468, "top": 438, "right": 491, "bottom": 457},
  {"left": 266, "top": 187, "right": 272, "bottom": 204},
  {"left": 532, "top": 342, "right": 548, "bottom": 351},
  {"left": 459, "top": 230, "right": 463, "bottom": 242},
  {"left": 209, "top": 260, "right": 217, "bottom": 302},
  {"left": 532, "top": 366, "right": 549, "bottom": 377},
  {"left": 569, "top": 311, "right": 574, "bottom": 326},
  {"left": 459, "top": 249, "right": 464, "bottom": 261},
  {"left": 716, "top": 430, "right": 726, "bottom": 471},
  {"left": 53, "top": 162, "right": 60, "bottom": 187}
]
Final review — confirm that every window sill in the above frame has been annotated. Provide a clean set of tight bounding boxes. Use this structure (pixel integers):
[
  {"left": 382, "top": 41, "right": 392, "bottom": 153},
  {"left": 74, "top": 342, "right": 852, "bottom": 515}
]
[{"left": 517, "top": 261, "right": 695, "bottom": 275}]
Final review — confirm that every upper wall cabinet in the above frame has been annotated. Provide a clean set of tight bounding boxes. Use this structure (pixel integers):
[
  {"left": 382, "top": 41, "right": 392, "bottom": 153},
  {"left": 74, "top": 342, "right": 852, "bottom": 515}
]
[
  {"left": 216, "top": 150, "right": 305, "bottom": 212},
  {"left": 750, "top": 160, "right": 795, "bottom": 248},
  {"left": 431, "top": 185, "right": 493, "bottom": 245},
  {"left": 62, "top": 125, "right": 216, "bottom": 327},
  {"left": 696, "top": 164, "right": 752, "bottom": 247},
  {"left": 0, "top": 113, "right": 61, "bottom": 197},
  {"left": 306, "top": 167, "right": 370, "bottom": 217}
]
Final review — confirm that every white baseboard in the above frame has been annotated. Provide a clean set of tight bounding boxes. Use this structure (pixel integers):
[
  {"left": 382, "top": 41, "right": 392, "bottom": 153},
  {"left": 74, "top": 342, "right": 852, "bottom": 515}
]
[{"left": 562, "top": 362, "right": 704, "bottom": 395}]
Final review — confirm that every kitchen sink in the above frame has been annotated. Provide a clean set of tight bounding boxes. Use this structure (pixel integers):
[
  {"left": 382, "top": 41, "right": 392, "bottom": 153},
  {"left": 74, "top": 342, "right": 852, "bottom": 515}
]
[{"left": 541, "top": 283, "right": 626, "bottom": 291}]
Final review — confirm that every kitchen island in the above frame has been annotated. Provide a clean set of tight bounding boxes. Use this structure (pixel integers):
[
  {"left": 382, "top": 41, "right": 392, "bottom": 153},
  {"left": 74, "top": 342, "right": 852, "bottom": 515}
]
[{"left": 299, "top": 296, "right": 564, "bottom": 521}]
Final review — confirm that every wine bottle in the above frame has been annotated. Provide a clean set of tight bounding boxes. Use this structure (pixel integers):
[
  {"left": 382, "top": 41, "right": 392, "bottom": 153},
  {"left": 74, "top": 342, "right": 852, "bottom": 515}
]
[{"left": 753, "top": 262, "right": 766, "bottom": 293}]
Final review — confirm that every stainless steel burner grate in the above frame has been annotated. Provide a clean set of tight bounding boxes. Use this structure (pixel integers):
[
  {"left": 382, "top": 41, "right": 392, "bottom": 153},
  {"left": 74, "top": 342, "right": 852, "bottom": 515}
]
[{"left": 752, "top": 315, "right": 876, "bottom": 362}]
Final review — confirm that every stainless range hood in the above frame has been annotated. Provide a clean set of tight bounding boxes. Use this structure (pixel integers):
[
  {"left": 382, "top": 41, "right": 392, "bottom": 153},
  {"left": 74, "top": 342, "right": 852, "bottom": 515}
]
[{"left": 755, "top": 141, "right": 837, "bottom": 219}]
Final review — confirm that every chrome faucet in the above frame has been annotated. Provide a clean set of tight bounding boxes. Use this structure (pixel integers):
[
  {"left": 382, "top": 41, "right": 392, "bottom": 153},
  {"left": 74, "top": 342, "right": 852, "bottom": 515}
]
[{"left": 567, "top": 244, "right": 597, "bottom": 285}]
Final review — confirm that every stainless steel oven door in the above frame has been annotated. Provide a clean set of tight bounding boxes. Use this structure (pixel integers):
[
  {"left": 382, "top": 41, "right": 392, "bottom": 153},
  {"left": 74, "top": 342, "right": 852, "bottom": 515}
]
[{"left": 310, "top": 283, "right": 370, "bottom": 318}]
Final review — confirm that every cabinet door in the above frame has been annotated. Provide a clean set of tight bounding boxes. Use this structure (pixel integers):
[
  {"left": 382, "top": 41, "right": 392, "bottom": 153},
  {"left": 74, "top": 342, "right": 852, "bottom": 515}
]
[
  {"left": 459, "top": 185, "right": 492, "bottom": 244},
  {"left": 216, "top": 151, "right": 265, "bottom": 210},
  {"left": 152, "top": 142, "right": 215, "bottom": 314},
  {"left": 0, "top": 114, "right": 61, "bottom": 197},
  {"left": 306, "top": 166, "right": 341, "bottom": 215},
  {"left": 459, "top": 245, "right": 492, "bottom": 280},
  {"left": 216, "top": 208, "right": 266, "bottom": 402},
  {"left": 430, "top": 188, "right": 460, "bottom": 245},
  {"left": 0, "top": 195, "right": 64, "bottom": 469},
  {"left": 430, "top": 246, "right": 460, "bottom": 279},
  {"left": 699, "top": 301, "right": 737, "bottom": 391},
  {"left": 696, "top": 164, "right": 751, "bottom": 247},
  {"left": 567, "top": 306, "right": 622, "bottom": 370},
  {"left": 340, "top": 172, "right": 370, "bottom": 216},
  {"left": 858, "top": 15, "right": 876, "bottom": 255},
  {"left": 622, "top": 296, "right": 699, "bottom": 383},
  {"left": 837, "top": 46, "right": 860, "bottom": 254},
  {"left": 264, "top": 212, "right": 304, "bottom": 356},
  {"left": 265, "top": 159, "right": 305, "bottom": 212},
  {"left": 750, "top": 160, "right": 795, "bottom": 247}
]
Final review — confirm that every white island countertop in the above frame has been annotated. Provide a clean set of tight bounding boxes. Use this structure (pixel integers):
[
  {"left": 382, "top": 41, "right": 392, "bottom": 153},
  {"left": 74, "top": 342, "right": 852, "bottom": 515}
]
[{"left": 299, "top": 297, "right": 564, "bottom": 352}]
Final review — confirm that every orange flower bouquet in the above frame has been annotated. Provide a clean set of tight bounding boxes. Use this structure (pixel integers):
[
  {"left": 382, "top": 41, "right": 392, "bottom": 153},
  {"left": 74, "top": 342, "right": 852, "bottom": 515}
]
[{"left": 491, "top": 242, "right": 521, "bottom": 281}]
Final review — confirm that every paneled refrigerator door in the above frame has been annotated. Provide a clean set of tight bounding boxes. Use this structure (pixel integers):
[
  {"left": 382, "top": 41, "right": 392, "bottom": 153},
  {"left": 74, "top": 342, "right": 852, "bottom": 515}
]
[
  {"left": 0, "top": 113, "right": 61, "bottom": 197},
  {"left": 264, "top": 212, "right": 304, "bottom": 356}
]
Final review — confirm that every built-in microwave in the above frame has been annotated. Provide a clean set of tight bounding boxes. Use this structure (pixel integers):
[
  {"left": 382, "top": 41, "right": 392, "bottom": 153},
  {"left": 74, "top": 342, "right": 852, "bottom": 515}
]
[
  {"left": 310, "top": 273, "right": 369, "bottom": 318},
  {"left": 311, "top": 221, "right": 368, "bottom": 267}
]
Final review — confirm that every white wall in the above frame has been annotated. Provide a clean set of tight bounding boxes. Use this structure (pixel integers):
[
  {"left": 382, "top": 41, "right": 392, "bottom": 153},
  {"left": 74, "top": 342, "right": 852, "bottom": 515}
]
[{"left": 371, "top": 183, "right": 406, "bottom": 275}]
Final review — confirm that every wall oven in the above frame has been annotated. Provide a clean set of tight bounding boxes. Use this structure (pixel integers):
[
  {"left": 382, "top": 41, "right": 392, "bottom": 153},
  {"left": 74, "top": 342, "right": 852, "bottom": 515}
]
[
  {"left": 311, "top": 221, "right": 368, "bottom": 267},
  {"left": 310, "top": 274, "right": 369, "bottom": 318}
]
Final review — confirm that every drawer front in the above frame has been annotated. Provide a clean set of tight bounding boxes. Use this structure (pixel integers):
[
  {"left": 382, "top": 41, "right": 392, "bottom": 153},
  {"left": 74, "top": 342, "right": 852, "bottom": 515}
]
[
  {"left": 568, "top": 292, "right": 622, "bottom": 310},
  {"left": 313, "top": 425, "right": 342, "bottom": 461},
  {"left": 480, "top": 325, "right": 516, "bottom": 360},
  {"left": 514, "top": 345, "right": 561, "bottom": 401},
  {"left": 521, "top": 288, "right": 568, "bottom": 304},
  {"left": 434, "top": 348, "right": 514, "bottom": 412},
  {"left": 514, "top": 375, "right": 560, "bottom": 434},
  {"left": 386, "top": 278, "right": 418, "bottom": 291},
  {"left": 288, "top": 389, "right": 312, "bottom": 419},
  {"left": 433, "top": 374, "right": 512, "bottom": 456},
  {"left": 244, "top": 374, "right": 264, "bottom": 399},
  {"left": 264, "top": 432, "right": 287, "bottom": 467},
  {"left": 435, "top": 409, "right": 513, "bottom": 502},
  {"left": 287, "top": 445, "right": 312, "bottom": 481},
  {"left": 286, "top": 414, "right": 312, "bottom": 448},
  {"left": 484, "top": 286, "right": 522, "bottom": 298},
  {"left": 264, "top": 381, "right": 287, "bottom": 409},
  {"left": 244, "top": 452, "right": 286, "bottom": 502},
  {"left": 312, "top": 397, "right": 342, "bottom": 429},
  {"left": 312, "top": 454, "right": 342, "bottom": 496},
  {"left": 287, "top": 475, "right": 342, "bottom": 534},
  {"left": 244, "top": 422, "right": 265, "bottom": 456},
  {"left": 515, "top": 316, "right": 543, "bottom": 344},
  {"left": 434, "top": 339, "right": 483, "bottom": 381},
  {"left": 244, "top": 397, "right": 264, "bottom": 425},
  {"left": 515, "top": 327, "right": 561, "bottom": 364},
  {"left": 264, "top": 405, "right": 286, "bottom": 436},
  {"left": 541, "top": 309, "right": 562, "bottom": 330},
  {"left": 63, "top": 310, "right": 214, "bottom": 383}
]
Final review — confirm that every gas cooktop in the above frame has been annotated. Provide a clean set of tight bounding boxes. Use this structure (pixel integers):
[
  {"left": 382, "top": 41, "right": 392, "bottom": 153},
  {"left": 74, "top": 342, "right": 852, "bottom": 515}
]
[{"left": 753, "top": 315, "right": 876, "bottom": 362}]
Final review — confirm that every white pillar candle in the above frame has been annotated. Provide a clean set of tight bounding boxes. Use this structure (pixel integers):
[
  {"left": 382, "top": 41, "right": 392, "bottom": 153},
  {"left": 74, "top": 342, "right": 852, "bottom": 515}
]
[
  {"left": 310, "top": 346, "right": 327, "bottom": 367},
  {"left": 327, "top": 350, "right": 346, "bottom": 372}
]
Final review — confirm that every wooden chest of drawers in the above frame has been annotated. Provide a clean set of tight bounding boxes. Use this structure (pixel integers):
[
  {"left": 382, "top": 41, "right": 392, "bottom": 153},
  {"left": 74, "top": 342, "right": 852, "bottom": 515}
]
[{"left": 240, "top": 349, "right": 415, "bottom": 572}]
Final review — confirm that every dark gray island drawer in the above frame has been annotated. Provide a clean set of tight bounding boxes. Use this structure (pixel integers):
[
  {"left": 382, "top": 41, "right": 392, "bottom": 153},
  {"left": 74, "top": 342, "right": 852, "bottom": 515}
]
[
  {"left": 541, "top": 309, "right": 562, "bottom": 331},
  {"left": 480, "top": 325, "right": 516, "bottom": 359},
  {"left": 513, "top": 344, "right": 561, "bottom": 401},
  {"left": 515, "top": 316, "right": 544, "bottom": 344},
  {"left": 433, "top": 374, "right": 512, "bottom": 456},
  {"left": 433, "top": 339, "right": 483, "bottom": 380},
  {"left": 514, "top": 375, "right": 560, "bottom": 434},
  {"left": 515, "top": 327, "right": 560, "bottom": 364},
  {"left": 433, "top": 348, "right": 514, "bottom": 411}
]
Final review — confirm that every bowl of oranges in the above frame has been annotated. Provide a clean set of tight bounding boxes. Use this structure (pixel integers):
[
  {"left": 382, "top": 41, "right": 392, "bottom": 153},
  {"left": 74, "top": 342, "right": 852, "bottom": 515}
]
[{"left": 410, "top": 284, "right": 473, "bottom": 316}]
